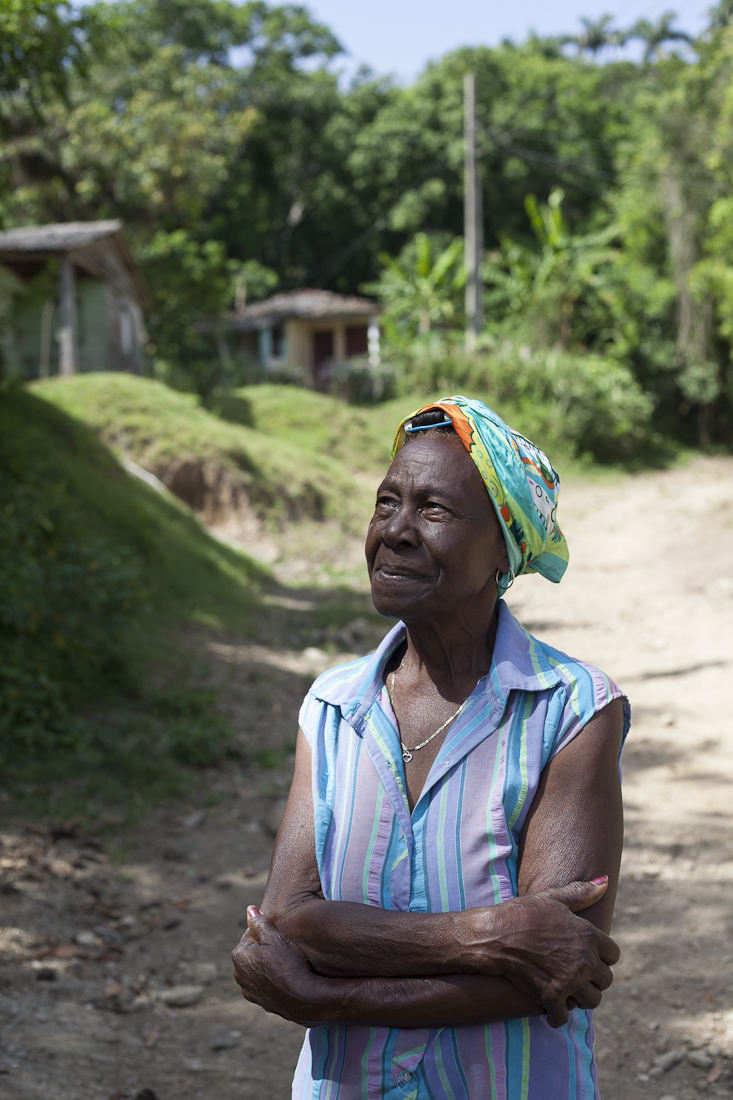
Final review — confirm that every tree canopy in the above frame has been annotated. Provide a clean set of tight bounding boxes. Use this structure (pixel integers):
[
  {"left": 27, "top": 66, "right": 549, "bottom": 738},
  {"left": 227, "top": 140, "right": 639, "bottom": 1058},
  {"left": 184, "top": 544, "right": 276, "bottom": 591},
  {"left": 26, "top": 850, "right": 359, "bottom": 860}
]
[{"left": 2, "top": 0, "right": 733, "bottom": 445}]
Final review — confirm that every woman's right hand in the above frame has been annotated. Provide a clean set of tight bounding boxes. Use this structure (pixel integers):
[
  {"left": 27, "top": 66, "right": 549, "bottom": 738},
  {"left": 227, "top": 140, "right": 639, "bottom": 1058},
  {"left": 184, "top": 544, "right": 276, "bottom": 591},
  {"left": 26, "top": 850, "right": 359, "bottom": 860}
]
[{"left": 465, "top": 878, "right": 620, "bottom": 1028}]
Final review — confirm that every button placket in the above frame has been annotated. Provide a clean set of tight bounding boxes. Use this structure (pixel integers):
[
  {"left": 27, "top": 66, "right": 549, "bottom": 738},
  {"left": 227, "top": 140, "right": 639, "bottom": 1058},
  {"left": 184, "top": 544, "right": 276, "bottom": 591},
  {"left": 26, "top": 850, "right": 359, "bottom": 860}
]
[{"left": 395, "top": 1068, "right": 418, "bottom": 1098}]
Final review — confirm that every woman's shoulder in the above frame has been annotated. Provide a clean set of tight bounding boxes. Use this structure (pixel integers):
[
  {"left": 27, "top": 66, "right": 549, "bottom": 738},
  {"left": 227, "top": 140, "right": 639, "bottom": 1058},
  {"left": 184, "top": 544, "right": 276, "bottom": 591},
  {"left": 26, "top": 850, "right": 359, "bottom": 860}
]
[
  {"left": 500, "top": 603, "right": 623, "bottom": 713},
  {"left": 523, "top": 629, "right": 630, "bottom": 746},
  {"left": 302, "top": 622, "right": 406, "bottom": 716},
  {"left": 306, "top": 652, "right": 377, "bottom": 706},
  {"left": 535, "top": 634, "right": 621, "bottom": 698},
  {"left": 298, "top": 651, "right": 383, "bottom": 747}
]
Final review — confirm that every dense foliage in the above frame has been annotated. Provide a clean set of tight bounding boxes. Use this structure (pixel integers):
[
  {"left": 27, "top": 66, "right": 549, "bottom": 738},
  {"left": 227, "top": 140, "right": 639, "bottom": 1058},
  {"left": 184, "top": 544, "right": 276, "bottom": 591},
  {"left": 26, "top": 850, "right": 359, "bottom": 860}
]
[
  {"left": 0, "top": 383, "right": 267, "bottom": 768},
  {"left": 0, "top": 462, "right": 143, "bottom": 755},
  {"left": 2, "top": 0, "right": 733, "bottom": 447}
]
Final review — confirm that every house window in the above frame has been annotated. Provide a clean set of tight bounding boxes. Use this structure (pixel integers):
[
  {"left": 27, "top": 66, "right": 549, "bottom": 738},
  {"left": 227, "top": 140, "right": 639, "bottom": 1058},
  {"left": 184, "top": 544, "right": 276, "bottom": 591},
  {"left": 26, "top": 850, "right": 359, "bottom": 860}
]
[
  {"left": 345, "top": 325, "right": 368, "bottom": 357},
  {"left": 272, "top": 323, "right": 285, "bottom": 358}
]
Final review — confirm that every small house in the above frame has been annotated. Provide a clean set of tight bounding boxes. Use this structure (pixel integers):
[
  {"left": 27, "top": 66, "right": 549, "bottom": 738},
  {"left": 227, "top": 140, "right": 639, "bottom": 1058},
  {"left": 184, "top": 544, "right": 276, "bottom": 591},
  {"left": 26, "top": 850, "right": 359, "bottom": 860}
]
[
  {"left": 0, "top": 220, "right": 148, "bottom": 379},
  {"left": 208, "top": 288, "right": 380, "bottom": 389}
]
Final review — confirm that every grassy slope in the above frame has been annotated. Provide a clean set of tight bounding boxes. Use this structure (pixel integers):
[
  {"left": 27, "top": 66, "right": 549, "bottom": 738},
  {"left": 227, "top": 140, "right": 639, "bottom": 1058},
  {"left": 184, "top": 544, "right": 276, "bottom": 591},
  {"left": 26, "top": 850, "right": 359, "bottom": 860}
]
[
  {"left": 228, "top": 386, "right": 619, "bottom": 483},
  {"left": 215, "top": 386, "right": 498, "bottom": 475},
  {"left": 0, "top": 376, "right": 611, "bottom": 822},
  {"left": 0, "top": 385, "right": 282, "bottom": 817},
  {"left": 32, "top": 377, "right": 595, "bottom": 537},
  {"left": 33, "top": 373, "right": 366, "bottom": 530},
  {"left": 4, "top": 385, "right": 264, "bottom": 632},
  {"left": 213, "top": 385, "right": 399, "bottom": 474}
]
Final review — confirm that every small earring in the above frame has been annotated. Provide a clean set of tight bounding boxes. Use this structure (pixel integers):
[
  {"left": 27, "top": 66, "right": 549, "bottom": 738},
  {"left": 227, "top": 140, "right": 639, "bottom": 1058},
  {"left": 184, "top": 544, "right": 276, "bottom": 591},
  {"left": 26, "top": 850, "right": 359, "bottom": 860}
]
[{"left": 496, "top": 567, "right": 515, "bottom": 593}]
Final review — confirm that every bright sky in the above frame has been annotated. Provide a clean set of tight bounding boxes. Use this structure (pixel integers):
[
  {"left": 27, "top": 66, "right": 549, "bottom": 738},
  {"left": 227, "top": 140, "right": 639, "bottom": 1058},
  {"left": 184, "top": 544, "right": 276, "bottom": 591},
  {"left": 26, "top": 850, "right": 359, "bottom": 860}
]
[{"left": 306, "top": 0, "right": 710, "bottom": 82}]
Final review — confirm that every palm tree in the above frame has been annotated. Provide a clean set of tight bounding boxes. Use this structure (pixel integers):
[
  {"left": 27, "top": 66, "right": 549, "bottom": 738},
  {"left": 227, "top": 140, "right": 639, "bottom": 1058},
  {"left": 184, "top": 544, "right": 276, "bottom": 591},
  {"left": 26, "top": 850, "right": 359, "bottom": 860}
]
[
  {"left": 709, "top": 0, "right": 733, "bottom": 29},
  {"left": 628, "top": 12, "right": 692, "bottom": 62},
  {"left": 566, "top": 15, "right": 621, "bottom": 56}
]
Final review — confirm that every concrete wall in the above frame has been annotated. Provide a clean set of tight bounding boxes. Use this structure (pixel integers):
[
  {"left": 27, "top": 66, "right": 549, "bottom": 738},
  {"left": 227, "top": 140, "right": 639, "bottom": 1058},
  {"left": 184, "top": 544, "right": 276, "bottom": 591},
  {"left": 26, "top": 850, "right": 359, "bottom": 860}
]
[
  {"left": 284, "top": 320, "right": 310, "bottom": 372},
  {"left": 264, "top": 318, "right": 373, "bottom": 383}
]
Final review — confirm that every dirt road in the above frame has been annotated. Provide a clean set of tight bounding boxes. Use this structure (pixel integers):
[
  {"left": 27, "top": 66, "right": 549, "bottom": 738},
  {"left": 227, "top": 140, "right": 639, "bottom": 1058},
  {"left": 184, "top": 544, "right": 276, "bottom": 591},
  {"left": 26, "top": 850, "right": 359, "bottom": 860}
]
[{"left": 1, "top": 456, "right": 732, "bottom": 1100}]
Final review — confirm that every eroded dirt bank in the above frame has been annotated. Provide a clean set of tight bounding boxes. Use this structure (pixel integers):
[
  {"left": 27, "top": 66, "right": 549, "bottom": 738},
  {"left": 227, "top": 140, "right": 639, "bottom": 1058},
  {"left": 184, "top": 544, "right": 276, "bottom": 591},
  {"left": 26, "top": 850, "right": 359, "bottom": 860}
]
[{"left": 1, "top": 456, "right": 732, "bottom": 1100}]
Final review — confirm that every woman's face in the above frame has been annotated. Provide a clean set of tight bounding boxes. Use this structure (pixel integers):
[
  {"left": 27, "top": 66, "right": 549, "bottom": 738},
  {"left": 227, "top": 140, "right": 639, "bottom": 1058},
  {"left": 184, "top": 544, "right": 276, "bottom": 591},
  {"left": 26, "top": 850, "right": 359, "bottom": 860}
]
[{"left": 366, "top": 433, "right": 510, "bottom": 623}]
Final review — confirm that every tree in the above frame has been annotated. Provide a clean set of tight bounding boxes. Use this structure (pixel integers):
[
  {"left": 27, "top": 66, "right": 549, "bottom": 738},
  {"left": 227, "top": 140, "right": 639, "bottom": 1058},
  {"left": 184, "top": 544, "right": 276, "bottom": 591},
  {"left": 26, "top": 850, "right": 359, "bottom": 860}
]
[
  {"left": 4, "top": 1, "right": 731, "bottom": 447},
  {"left": 135, "top": 0, "right": 341, "bottom": 65},
  {"left": 0, "top": 0, "right": 345, "bottom": 384},
  {"left": 1, "top": 25, "right": 631, "bottom": 359},
  {"left": 708, "top": 0, "right": 733, "bottom": 29},
  {"left": 364, "top": 233, "right": 465, "bottom": 341},
  {"left": 0, "top": 0, "right": 100, "bottom": 133},
  {"left": 565, "top": 15, "right": 624, "bottom": 57},
  {"left": 627, "top": 13, "right": 692, "bottom": 63},
  {"left": 0, "top": 0, "right": 95, "bottom": 98},
  {"left": 483, "top": 188, "right": 623, "bottom": 350}
]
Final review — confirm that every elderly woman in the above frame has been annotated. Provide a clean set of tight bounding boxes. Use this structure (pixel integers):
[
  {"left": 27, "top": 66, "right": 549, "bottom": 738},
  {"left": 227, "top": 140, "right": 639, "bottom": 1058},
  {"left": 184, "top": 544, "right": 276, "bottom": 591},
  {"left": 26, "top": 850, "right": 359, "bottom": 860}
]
[{"left": 232, "top": 396, "right": 629, "bottom": 1100}]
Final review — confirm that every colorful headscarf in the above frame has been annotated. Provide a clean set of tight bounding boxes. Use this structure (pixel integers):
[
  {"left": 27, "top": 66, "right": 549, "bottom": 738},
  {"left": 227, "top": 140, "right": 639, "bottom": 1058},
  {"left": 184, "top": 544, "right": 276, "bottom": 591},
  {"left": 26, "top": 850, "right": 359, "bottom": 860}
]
[{"left": 392, "top": 395, "right": 569, "bottom": 589}]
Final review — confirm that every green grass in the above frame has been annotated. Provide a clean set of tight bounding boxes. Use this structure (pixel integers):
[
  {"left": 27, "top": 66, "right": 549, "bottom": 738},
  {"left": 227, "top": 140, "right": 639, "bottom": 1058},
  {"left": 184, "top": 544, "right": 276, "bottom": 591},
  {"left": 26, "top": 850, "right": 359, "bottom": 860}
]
[
  {"left": 233, "top": 382, "right": 689, "bottom": 482},
  {"left": 217, "top": 384, "right": 596, "bottom": 481},
  {"left": 7, "top": 383, "right": 265, "bottom": 630},
  {"left": 212, "top": 384, "right": 398, "bottom": 474},
  {"left": 0, "top": 382, "right": 269, "bottom": 815},
  {"left": 30, "top": 375, "right": 621, "bottom": 551},
  {"left": 0, "top": 379, "right": 398, "bottom": 824},
  {"left": 33, "top": 372, "right": 367, "bottom": 531}
]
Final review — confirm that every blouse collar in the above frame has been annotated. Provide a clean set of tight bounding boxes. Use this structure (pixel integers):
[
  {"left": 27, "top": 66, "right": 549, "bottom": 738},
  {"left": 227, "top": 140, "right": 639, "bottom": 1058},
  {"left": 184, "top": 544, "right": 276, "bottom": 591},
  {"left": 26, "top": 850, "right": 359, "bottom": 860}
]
[{"left": 310, "top": 600, "right": 562, "bottom": 730}]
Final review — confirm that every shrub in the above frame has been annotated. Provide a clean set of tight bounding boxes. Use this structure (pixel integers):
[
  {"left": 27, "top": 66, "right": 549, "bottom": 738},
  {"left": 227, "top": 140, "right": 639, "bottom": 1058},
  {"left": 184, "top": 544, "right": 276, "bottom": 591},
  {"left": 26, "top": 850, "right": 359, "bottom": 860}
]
[
  {"left": 389, "top": 338, "right": 656, "bottom": 464},
  {"left": 332, "top": 358, "right": 396, "bottom": 405},
  {"left": 0, "top": 465, "right": 145, "bottom": 761},
  {"left": 0, "top": 383, "right": 259, "bottom": 773}
]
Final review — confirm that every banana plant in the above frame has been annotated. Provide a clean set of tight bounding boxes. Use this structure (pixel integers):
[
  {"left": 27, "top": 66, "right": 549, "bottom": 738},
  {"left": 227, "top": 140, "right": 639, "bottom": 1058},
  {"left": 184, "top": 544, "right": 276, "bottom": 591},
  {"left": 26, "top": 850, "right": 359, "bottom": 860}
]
[
  {"left": 364, "top": 233, "right": 466, "bottom": 343},
  {"left": 483, "top": 188, "right": 622, "bottom": 350}
]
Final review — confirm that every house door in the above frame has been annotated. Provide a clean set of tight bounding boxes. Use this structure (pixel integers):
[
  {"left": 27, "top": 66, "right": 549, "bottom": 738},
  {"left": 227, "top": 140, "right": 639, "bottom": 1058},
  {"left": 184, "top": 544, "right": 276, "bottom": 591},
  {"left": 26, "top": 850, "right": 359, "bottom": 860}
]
[
  {"left": 345, "top": 325, "right": 368, "bottom": 357},
  {"left": 312, "top": 329, "right": 334, "bottom": 390}
]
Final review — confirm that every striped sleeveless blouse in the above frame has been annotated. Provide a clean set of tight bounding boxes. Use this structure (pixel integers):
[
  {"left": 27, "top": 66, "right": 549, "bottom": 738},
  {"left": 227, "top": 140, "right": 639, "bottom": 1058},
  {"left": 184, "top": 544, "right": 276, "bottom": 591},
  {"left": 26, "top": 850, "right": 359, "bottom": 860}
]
[{"left": 293, "top": 601, "right": 630, "bottom": 1100}]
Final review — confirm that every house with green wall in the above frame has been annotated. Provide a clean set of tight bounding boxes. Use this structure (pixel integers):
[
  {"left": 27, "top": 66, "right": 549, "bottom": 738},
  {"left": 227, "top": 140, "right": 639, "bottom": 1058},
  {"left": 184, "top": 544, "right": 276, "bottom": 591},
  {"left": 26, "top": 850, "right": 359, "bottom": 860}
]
[{"left": 0, "top": 221, "right": 148, "bottom": 379}]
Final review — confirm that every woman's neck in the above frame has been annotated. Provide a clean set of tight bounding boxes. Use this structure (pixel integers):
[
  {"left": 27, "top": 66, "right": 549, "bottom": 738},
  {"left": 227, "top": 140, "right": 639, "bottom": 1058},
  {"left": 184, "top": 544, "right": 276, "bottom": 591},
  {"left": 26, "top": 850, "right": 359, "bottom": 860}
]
[{"left": 396, "top": 599, "right": 501, "bottom": 700}]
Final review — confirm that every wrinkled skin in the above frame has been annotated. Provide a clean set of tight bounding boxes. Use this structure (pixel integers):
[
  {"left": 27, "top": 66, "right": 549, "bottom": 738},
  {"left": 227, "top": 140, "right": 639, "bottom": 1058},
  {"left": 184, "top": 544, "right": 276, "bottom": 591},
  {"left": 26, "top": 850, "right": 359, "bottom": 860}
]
[{"left": 232, "top": 432, "right": 624, "bottom": 1031}]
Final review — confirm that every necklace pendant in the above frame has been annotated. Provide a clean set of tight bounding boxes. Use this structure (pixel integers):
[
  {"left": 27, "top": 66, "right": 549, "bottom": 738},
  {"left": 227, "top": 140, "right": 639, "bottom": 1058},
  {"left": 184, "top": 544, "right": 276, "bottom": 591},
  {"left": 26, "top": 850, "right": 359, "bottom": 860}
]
[{"left": 402, "top": 749, "right": 413, "bottom": 763}]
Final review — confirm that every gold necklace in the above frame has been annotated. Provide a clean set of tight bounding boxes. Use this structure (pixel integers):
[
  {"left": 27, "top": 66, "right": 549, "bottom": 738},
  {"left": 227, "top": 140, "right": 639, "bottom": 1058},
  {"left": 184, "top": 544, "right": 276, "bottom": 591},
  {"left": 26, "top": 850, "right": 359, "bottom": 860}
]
[{"left": 387, "top": 664, "right": 474, "bottom": 763}]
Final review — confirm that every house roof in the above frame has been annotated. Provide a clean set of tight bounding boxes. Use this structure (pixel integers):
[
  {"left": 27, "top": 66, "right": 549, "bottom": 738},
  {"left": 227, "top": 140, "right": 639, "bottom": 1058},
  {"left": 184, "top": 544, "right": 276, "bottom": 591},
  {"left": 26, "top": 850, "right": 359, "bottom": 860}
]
[
  {"left": 214, "top": 288, "right": 379, "bottom": 332},
  {"left": 0, "top": 220, "right": 149, "bottom": 304},
  {"left": 0, "top": 220, "right": 123, "bottom": 253}
]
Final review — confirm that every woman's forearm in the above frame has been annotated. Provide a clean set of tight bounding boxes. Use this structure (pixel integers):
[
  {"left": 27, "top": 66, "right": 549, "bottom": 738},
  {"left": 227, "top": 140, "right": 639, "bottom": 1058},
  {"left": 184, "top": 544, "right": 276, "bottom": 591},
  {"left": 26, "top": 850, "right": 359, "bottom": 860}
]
[
  {"left": 258, "top": 714, "right": 622, "bottom": 1023},
  {"left": 270, "top": 895, "right": 472, "bottom": 978},
  {"left": 313, "top": 972, "right": 543, "bottom": 1028},
  {"left": 234, "top": 911, "right": 542, "bottom": 1028},
  {"left": 269, "top": 881, "right": 612, "bottom": 989},
  {"left": 234, "top": 908, "right": 586, "bottom": 1031}
]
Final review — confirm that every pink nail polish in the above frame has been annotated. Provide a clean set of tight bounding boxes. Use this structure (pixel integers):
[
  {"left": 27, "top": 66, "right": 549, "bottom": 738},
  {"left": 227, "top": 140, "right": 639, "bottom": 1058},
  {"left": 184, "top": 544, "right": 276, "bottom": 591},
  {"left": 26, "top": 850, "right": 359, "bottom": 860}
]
[
  {"left": 248, "top": 905, "right": 261, "bottom": 916},
  {"left": 591, "top": 876, "right": 608, "bottom": 885}
]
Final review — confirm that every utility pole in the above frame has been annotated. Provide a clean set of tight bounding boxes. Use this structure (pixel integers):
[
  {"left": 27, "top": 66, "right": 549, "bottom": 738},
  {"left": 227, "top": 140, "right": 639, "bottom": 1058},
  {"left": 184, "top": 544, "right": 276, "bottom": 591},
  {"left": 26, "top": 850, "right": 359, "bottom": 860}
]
[
  {"left": 58, "top": 254, "right": 77, "bottom": 376},
  {"left": 464, "top": 73, "right": 483, "bottom": 351}
]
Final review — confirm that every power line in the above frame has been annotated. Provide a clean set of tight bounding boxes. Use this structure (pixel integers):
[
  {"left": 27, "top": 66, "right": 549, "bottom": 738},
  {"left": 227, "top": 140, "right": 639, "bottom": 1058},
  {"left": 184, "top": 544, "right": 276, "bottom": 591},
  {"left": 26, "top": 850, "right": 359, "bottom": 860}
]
[
  {"left": 478, "top": 125, "right": 617, "bottom": 183},
  {"left": 307, "top": 213, "right": 389, "bottom": 286},
  {"left": 306, "top": 154, "right": 449, "bottom": 285},
  {"left": 305, "top": 123, "right": 619, "bottom": 285}
]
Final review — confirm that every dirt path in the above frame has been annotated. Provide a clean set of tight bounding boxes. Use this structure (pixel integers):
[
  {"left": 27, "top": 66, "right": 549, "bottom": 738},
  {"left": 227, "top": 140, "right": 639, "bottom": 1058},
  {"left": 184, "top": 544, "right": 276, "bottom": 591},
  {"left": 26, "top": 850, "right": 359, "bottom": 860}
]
[{"left": 1, "top": 456, "right": 732, "bottom": 1100}]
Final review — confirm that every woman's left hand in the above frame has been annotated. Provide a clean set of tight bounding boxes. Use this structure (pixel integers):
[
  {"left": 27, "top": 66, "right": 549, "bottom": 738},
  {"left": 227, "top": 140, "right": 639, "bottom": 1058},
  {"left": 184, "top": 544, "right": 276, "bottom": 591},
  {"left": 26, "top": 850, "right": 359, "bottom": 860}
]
[{"left": 231, "top": 907, "right": 329, "bottom": 1027}]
